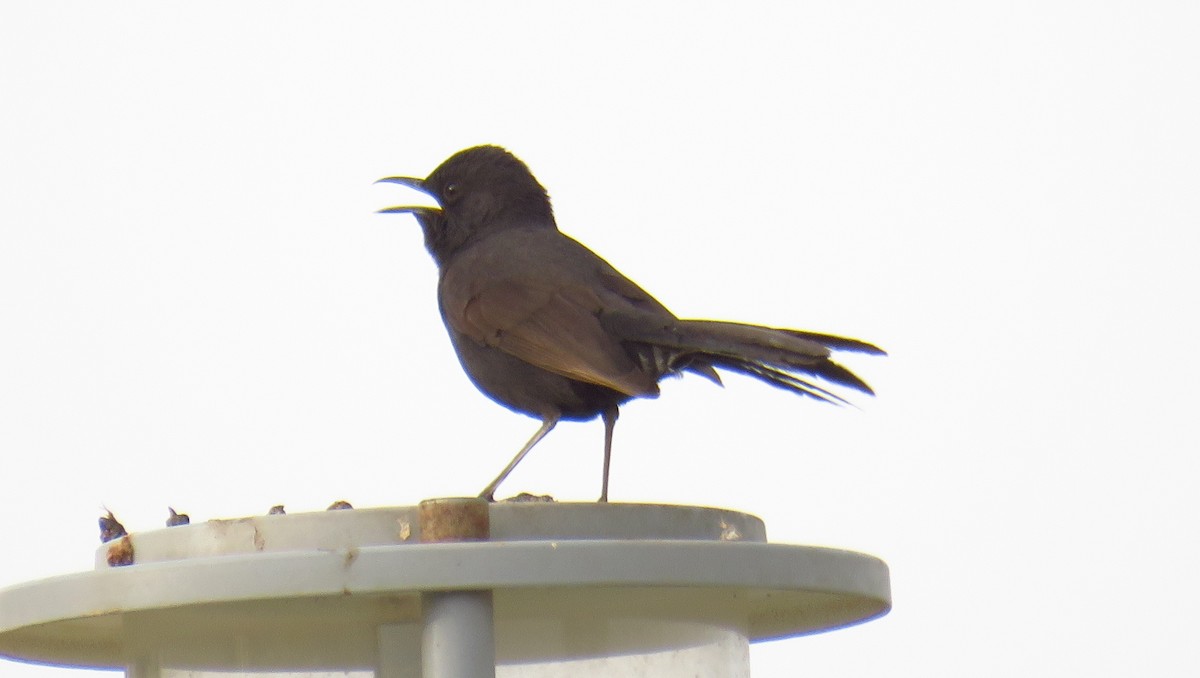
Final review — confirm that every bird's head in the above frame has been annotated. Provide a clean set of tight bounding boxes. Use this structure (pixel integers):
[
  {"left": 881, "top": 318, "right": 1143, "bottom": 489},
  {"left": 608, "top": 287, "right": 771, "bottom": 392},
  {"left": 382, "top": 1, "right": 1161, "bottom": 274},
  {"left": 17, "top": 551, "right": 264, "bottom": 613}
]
[{"left": 378, "top": 145, "right": 555, "bottom": 265}]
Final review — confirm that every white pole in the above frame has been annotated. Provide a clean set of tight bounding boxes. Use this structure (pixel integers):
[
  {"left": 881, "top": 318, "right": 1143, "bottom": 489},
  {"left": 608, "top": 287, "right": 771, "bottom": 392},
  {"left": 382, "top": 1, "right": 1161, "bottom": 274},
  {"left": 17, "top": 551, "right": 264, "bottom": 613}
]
[{"left": 422, "top": 590, "right": 496, "bottom": 678}]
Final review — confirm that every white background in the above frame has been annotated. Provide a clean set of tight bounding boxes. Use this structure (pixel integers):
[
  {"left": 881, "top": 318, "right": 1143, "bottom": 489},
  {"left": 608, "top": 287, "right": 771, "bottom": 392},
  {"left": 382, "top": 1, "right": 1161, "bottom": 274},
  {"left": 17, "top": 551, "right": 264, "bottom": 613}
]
[{"left": 2, "top": 2, "right": 1198, "bottom": 676}]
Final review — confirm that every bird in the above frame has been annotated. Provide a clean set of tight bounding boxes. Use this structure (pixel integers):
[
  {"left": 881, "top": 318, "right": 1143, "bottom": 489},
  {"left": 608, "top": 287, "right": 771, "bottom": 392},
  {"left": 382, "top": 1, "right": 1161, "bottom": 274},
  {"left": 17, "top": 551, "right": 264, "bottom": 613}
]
[
  {"left": 165, "top": 507, "right": 190, "bottom": 527},
  {"left": 378, "top": 145, "right": 884, "bottom": 501},
  {"left": 98, "top": 508, "right": 127, "bottom": 543}
]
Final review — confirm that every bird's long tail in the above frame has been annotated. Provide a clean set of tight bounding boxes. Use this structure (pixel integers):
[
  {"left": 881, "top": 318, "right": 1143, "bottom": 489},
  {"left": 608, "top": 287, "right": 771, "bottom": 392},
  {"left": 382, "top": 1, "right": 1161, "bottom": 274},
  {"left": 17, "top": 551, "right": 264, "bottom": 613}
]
[{"left": 613, "top": 317, "right": 885, "bottom": 405}]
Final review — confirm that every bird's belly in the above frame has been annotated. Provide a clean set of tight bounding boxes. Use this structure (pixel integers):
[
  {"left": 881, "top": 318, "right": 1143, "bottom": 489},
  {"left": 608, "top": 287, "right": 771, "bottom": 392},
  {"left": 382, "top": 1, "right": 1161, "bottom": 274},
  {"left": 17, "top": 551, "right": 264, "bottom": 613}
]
[{"left": 447, "top": 329, "right": 626, "bottom": 421}]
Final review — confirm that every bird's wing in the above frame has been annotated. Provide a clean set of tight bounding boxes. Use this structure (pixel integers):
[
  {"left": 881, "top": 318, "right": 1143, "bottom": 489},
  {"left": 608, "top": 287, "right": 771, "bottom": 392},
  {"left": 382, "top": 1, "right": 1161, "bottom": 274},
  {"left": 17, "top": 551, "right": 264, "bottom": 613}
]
[{"left": 444, "top": 274, "right": 660, "bottom": 398}]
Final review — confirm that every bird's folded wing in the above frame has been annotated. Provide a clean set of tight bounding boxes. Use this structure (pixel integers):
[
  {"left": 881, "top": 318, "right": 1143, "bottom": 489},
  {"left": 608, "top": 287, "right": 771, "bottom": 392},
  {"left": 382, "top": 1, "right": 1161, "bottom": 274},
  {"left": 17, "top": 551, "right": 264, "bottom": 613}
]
[{"left": 449, "top": 279, "right": 660, "bottom": 397}]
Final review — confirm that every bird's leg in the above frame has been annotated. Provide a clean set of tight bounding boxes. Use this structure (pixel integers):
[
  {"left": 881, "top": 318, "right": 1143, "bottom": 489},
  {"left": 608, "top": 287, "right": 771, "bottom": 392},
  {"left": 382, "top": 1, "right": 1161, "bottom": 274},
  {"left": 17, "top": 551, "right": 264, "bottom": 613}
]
[
  {"left": 599, "top": 406, "right": 619, "bottom": 502},
  {"left": 479, "top": 415, "right": 559, "bottom": 501}
]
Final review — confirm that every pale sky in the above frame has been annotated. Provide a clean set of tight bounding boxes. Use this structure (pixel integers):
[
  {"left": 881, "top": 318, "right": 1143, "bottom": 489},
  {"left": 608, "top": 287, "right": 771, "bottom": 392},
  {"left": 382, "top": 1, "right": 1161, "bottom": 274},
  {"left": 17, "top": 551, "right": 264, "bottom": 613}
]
[{"left": 2, "top": 3, "right": 1198, "bottom": 676}]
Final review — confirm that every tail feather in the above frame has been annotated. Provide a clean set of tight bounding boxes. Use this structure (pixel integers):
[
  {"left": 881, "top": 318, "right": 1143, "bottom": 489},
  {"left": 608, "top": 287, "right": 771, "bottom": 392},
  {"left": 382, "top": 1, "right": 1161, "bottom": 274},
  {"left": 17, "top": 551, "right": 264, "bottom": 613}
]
[
  {"left": 777, "top": 328, "right": 886, "bottom": 356},
  {"left": 709, "top": 358, "right": 857, "bottom": 406},
  {"left": 605, "top": 314, "right": 882, "bottom": 403}
]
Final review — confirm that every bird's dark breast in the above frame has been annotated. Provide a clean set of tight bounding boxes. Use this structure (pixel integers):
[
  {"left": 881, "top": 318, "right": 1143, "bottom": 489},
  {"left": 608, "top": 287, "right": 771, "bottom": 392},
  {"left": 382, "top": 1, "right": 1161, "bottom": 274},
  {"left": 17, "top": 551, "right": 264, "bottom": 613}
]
[{"left": 446, "top": 328, "right": 631, "bottom": 421}]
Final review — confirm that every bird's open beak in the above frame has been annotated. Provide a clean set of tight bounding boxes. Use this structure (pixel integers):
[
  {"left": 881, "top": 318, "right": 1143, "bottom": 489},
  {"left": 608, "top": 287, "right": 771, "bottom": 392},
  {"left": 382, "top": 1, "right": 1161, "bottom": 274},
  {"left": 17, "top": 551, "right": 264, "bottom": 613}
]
[{"left": 376, "top": 176, "right": 442, "bottom": 215}]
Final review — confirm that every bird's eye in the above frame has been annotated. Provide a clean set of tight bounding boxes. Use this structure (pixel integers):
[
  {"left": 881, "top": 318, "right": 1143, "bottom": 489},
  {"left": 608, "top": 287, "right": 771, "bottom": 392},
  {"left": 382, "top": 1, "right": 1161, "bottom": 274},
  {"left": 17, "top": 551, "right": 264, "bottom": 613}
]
[{"left": 443, "top": 183, "right": 460, "bottom": 201}]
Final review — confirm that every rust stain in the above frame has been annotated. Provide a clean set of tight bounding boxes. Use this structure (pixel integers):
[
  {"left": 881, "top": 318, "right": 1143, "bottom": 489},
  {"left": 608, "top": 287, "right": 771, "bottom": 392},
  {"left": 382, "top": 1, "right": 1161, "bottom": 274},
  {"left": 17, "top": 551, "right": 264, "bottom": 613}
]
[{"left": 106, "top": 536, "right": 135, "bottom": 567}]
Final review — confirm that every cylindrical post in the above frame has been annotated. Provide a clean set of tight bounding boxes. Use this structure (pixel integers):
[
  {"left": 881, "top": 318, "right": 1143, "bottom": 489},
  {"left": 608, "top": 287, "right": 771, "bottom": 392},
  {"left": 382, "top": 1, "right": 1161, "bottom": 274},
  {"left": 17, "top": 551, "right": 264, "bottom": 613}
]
[
  {"left": 419, "top": 498, "right": 494, "bottom": 678},
  {"left": 422, "top": 590, "right": 496, "bottom": 678},
  {"left": 124, "top": 655, "right": 160, "bottom": 678}
]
